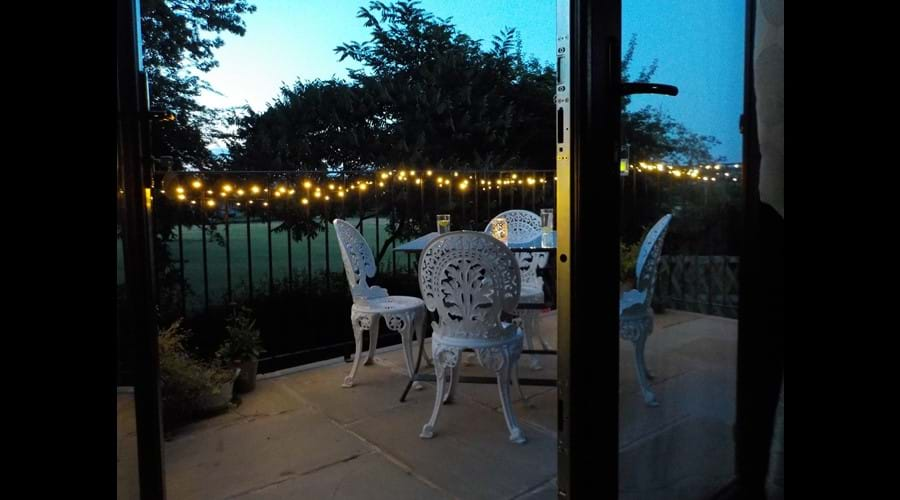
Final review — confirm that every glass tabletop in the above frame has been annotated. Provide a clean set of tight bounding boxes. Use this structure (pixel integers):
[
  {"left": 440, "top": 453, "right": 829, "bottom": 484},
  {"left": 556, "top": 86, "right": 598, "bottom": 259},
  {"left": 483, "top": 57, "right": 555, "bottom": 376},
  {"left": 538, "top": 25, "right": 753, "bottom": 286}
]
[{"left": 393, "top": 231, "right": 557, "bottom": 253}]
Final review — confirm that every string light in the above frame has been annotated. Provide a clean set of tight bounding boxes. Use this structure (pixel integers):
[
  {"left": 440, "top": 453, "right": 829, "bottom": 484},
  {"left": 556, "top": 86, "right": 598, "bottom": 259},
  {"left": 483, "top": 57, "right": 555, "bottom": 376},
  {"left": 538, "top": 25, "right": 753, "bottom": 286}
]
[{"left": 153, "top": 164, "right": 736, "bottom": 207}]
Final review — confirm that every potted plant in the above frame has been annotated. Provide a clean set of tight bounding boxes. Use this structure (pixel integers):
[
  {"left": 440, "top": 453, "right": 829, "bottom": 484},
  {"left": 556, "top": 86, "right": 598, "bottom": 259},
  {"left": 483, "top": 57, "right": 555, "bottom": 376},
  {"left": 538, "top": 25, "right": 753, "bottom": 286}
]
[
  {"left": 159, "top": 319, "right": 239, "bottom": 430},
  {"left": 217, "top": 306, "right": 265, "bottom": 394}
]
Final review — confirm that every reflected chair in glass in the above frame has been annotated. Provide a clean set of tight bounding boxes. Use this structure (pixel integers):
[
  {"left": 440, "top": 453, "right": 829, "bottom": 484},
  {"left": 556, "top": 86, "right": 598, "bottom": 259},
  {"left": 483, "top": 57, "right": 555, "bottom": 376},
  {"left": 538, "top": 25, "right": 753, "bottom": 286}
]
[{"left": 620, "top": 213, "right": 673, "bottom": 407}]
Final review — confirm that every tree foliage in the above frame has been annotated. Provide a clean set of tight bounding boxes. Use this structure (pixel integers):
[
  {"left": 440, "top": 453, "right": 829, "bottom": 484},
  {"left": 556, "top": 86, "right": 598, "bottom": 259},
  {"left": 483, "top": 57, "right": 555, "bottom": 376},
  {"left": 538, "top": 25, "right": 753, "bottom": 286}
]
[
  {"left": 621, "top": 34, "right": 722, "bottom": 164},
  {"left": 231, "top": 1, "right": 555, "bottom": 172},
  {"left": 141, "top": 0, "right": 257, "bottom": 170}
]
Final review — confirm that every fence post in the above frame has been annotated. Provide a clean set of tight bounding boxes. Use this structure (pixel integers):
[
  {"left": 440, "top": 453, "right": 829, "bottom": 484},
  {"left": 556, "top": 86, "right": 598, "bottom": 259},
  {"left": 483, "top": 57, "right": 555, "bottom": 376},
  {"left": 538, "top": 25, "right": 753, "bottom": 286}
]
[{"left": 246, "top": 203, "right": 253, "bottom": 301}]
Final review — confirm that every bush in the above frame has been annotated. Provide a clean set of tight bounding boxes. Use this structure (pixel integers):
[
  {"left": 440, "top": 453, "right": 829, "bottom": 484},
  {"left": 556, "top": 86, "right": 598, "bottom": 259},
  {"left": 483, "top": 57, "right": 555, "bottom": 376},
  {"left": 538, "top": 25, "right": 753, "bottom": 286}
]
[
  {"left": 620, "top": 241, "right": 641, "bottom": 283},
  {"left": 159, "top": 319, "right": 234, "bottom": 428}
]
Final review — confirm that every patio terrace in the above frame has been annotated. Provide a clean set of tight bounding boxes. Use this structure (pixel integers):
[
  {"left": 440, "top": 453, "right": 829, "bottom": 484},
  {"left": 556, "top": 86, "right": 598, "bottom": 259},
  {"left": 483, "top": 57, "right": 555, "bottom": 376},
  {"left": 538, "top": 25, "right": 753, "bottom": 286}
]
[{"left": 117, "top": 309, "right": 737, "bottom": 499}]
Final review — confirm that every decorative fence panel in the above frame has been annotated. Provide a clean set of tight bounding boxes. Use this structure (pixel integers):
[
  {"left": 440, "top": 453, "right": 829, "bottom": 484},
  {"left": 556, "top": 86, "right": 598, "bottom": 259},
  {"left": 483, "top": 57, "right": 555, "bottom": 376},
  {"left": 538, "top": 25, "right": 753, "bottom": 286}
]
[{"left": 655, "top": 255, "right": 739, "bottom": 318}]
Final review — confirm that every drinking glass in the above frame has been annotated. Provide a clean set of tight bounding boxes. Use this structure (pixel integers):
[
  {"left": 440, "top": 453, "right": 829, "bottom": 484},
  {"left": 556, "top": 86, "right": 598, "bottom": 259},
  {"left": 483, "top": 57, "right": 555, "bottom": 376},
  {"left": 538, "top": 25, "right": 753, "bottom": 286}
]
[{"left": 437, "top": 214, "right": 451, "bottom": 234}]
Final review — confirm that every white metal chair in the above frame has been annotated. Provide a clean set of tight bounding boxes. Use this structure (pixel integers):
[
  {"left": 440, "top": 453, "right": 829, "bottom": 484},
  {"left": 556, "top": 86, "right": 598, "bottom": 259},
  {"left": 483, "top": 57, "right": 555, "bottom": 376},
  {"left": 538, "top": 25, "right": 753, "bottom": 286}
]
[
  {"left": 620, "top": 214, "right": 672, "bottom": 407},
  {"left": 333, "top": 219, "right": 427, "bottom": 388},
  {"left": 418, "top": 231, "right": 528, "bottom": 444},
  {"left": 485, "top": 210, "right": 551, "bottom": 370}
]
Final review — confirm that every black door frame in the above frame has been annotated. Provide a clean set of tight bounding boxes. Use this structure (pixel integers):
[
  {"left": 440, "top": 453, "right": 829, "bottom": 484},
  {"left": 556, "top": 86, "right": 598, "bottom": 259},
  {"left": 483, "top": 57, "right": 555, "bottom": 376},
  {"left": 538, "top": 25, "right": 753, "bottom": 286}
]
[
  {"left": 117, "top": 0, "right": 166, "bottom": 497},
  {"left": 556, "top": 0, "right": 622, "bottom": 498}
]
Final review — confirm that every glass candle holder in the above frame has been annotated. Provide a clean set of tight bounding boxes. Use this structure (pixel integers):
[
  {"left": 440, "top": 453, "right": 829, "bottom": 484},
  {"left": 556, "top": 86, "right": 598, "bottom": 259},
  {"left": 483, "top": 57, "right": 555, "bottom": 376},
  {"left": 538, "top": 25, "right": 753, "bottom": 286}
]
[
  {"left": 541, "top": 208, "right": 554, "bottom": 247},
  {"left": 491, "top": 217, "right": 509, "bottom": 244},
  {"left": 436, "top": 214, "right": 451, "bottom": 234}
]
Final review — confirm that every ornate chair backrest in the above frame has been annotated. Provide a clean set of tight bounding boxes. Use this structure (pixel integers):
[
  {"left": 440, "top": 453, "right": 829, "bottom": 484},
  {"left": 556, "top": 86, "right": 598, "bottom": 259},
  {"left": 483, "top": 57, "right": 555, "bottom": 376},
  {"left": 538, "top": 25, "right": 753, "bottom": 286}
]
[
  {"left": 484, "top": 210, "right": 548, "bottom": 290},
  {"left": 333, "top": 219, "right": 388, "bottom": 304},
  {"left": 635, "top": 214, "right": 673, "bottom": 307},
  {"left": 419, "top": 232, "right": 521, "bottom": 342}
]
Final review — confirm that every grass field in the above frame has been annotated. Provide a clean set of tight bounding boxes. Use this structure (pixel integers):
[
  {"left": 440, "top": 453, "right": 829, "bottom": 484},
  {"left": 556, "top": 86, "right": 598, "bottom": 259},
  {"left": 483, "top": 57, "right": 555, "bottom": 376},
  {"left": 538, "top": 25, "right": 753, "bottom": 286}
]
[{"left": 117, "top": 217, "right": 418, "bottom": 312}]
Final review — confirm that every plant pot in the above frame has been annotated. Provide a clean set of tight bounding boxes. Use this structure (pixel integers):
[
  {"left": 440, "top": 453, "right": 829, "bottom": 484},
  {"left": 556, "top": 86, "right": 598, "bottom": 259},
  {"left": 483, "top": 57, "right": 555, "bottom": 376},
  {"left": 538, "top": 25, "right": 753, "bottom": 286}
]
[
  {"left": 234, "top": 359, "right": 258, "bottom": 393},
  {"left": 197, "top": 368, "right": 240, "bottom": 412}
]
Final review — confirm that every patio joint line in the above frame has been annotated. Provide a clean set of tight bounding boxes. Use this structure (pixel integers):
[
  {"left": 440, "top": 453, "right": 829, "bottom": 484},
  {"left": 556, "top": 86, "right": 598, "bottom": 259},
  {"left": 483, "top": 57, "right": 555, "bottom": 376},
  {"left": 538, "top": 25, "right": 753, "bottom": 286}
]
[
  {"left": 619, "top": 413, "right": 693, "bottom": 452},
  {"left": 277, "top": 378, "right": 455, "bottom": 498},
  {"left": 224, "top": 451, "right": 375, "bottom": 499},
  {"left": 508, "top": 475, "right": 557, "bottom": 499}
]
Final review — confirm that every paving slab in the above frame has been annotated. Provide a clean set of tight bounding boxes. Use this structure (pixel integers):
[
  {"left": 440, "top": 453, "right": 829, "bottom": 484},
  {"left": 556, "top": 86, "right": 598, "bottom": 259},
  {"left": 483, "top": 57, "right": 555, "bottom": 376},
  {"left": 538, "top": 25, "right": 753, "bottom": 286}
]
[
  {"left": 618, "top": 415, "right": 734, "bottom": 500},
  {"left": 347, "top": 398, "right": 556, "bottom": 500},
  {"left": 234, "top": 452, "right": 451, "bottom": 500},
  {"left": 164, "top": 406, "right": 371, "bottom": 500}
]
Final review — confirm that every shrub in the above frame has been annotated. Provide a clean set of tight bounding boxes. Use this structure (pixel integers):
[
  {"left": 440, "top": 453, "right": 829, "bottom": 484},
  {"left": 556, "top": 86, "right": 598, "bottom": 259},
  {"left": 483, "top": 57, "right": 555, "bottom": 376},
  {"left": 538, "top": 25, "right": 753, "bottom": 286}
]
[{"left": 159, "top": 319, "right": 233, "bottom": 428}]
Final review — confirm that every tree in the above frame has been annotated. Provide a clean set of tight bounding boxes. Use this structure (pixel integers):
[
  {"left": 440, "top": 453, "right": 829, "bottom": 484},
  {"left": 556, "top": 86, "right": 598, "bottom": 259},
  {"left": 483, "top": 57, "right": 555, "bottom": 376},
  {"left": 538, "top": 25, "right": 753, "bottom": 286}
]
[
  {"left": 621, "top": 34, "right": 722, "bottom": 164},
  {"left": 141, "top": 0, "right": 257, "bottom": 170},
  {"left": 233, "top": 1, "right": 555, "bottom": 173}
]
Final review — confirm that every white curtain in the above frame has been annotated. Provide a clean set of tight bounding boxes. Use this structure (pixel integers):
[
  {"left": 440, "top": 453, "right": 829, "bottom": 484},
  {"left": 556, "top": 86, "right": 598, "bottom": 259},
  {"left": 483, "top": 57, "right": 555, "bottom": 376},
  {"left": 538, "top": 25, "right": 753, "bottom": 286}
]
[{"left": 754, "top": 0, "right": 784, "bottom": 218}]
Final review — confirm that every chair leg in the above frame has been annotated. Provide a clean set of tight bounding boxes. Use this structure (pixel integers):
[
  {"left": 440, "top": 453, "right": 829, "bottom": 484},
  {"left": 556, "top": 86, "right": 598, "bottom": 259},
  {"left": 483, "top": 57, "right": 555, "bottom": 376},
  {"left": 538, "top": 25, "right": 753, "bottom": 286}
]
[
  {"left": 443, "top": 363, "right": 461, "bottom": 404},
  {"left": 364, "top": 315, "right": 382, "bottom": 366},
  {"left": 495, "top": 351, "right": 527, "bottom": 444},
  {"left": 343, "top": 315, "right": 366, "bottom": 388},
  {"left": 520, "top": 311, "right": 543, "bottom": 370},
  {"left": 511, "top": 365, "right": 531, "bottom": 407},
  {"left": 421, "top": 351, "right": 449, "bottom": 439},
  {"left": 633, "top": 333, "right": 658, "bottom": 407},
  {"left": 413, "top": 310, "right": 431, "bottom": 376}
]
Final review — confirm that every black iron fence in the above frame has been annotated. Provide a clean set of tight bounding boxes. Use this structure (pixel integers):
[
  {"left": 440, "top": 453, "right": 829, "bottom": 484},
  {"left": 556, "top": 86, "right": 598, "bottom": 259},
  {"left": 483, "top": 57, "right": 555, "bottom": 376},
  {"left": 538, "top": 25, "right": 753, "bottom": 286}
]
[{"left": 116, "top": 169, "right": 557, "bottom": 382}]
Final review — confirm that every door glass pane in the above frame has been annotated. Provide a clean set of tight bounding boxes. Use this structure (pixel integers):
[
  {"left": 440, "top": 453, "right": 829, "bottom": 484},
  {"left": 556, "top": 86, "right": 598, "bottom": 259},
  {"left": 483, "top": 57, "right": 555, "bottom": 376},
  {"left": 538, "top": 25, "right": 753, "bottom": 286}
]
[
  {"left": 125, "top": 1, "right": 563, "bottom": 497},
  {"left": 619, "top": 2, "right": 744, "bottom": 498}
]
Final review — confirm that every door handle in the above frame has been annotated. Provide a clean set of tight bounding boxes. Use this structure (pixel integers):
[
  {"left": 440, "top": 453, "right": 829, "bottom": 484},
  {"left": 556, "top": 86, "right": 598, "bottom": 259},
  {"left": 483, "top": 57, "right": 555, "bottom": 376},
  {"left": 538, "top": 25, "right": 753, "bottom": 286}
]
[{"left": 620, "top": 83, "right": 679, "bottom": 97}]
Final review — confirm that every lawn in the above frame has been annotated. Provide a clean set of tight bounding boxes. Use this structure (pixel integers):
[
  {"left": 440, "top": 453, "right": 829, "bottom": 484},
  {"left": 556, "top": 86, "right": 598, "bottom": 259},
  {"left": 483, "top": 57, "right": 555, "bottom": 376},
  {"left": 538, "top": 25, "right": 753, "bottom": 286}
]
[{"left": 117, "top": 217, "right": 417, "bottom": 312}]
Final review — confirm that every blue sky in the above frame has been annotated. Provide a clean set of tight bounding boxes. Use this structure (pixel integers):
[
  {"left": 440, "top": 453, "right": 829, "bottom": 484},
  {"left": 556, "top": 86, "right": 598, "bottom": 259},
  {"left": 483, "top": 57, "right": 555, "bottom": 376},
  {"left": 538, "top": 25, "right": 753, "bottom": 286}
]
[{"left": 195, "top": 0, "right": 743, "bottom": 162}]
